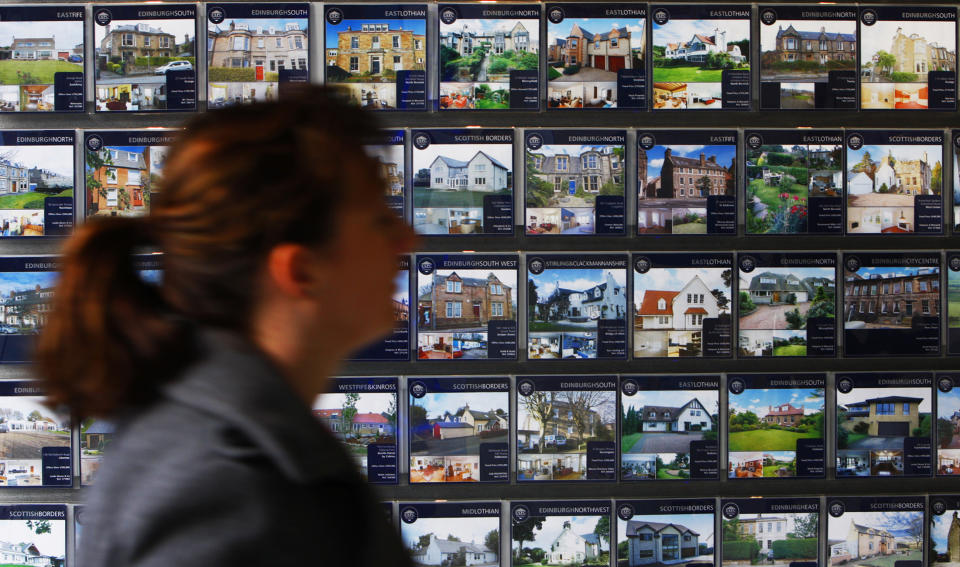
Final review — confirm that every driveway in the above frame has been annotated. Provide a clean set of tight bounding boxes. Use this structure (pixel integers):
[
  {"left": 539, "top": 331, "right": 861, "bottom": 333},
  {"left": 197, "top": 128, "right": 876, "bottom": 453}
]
[
  {"left": 846, "top": 435, "right": 905, "bottom": 450},
  {"left": 554, "top": 66, "right": 617, "bottom": 82},
  {"left": 739, "top": 302, "right": 810, "bottom": 330},
  {"left": 626, "top": 432, "right": 703, "bottom": 453},
  {"left": 411, "top": 431, "right": 507, "bottom": 455}
]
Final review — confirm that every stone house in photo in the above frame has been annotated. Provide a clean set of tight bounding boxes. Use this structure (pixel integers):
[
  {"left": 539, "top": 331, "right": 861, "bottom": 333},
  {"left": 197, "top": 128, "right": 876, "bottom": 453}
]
[
  {"left": 747, "top": 272, "right": 810, "bottom": 305},
  {"left": 446, "top": 404, "right": 508, "bottom": 434},
  {"left": 624, "top": 520, "right": 700, "bottom": 566},
  {"left": 11, "top": 38, "right": 55, "bottom": 60},
  {"left": 640, "top": 148, "right": 728, "bottom": 199},
  {"left": 0, "top": 285, "right": 55, "bottom": 329},
  {"left": 412, "top": 533, "right": 496, "bottom": 567},
  {"left": 559, "top": 24, "right": 634, "bottom": 72},
  {"left": 328, "top": 23, "right": 424, "bottom": 75},
  {"left": 540, "top": 272, "right": 626, "bottom": 322},
  {"left": 843, "top": 269, "right": 940, "bottom": 325},
  {"left": 844, "top": 395, "right": 922, "bottom": 437},
  {"left": 634, "top": 275, "right": 719, "bottom": 331},
  {"left": 772, "top": 25, "right": 855, "bottom": 64},
  {"left": 428, "top": 151, "right": 509, "bottom": 192},
  {"left": 88, "top": 147, "right": 149, "bottom": 215},
  {"left": 418, "top": 271, "right": 513, "bottom": 330},
  {"left": 99, "top": 23, "right": 177, "bottom": 59},
  {"left": 208, "top": 21, "right": 308, "bottom": 74},
  {"left": 762, "top": 403, "right": 805, "bottom": 427},
  {"left": 639, "top": 398, "right": 712, "bottom": 432},
  {"left": 517, "top": 399, "right": 607, "bottom": 449},
  {"left": 440, "top": 22, "right": 533, "bottom": 57},
  {"left": 845, "top": 522, "right": 894, "bottom": 558},
  {"left": 0, "top": 159, "right": 29, "bottom": 195},
  {"left": 549, "top": 521, "right": 601, "bottom": 564},
  {"left": 374, "top": 157, "right": 403, "bottom": 196},
  {"left": 889, "top": 28, "right": 956, "bottom": 78},
  {"left": 736, "top": 516, "right": 788, "bottom": 551},
  {"left": 529, "top": 146, "right": 622, "bottom": 195},
  {"left": 945, "top": 511, "right": 960, "bottom": 562}
]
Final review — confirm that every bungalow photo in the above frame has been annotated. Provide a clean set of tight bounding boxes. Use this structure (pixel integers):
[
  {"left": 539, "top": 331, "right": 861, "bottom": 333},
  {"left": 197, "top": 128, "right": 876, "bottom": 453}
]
[
  {"left": 936, "top": 386, "right": 960, "bottom": 475},
  {"left": 745, "top": 142, "right": 843, "bottom": 234},
  {"left": 621, "top": 390, "right": 718, "bottom": 480},
  {"left": 0, "top": 396, "right": 69, "bottom": 486},
  {"left": 0, "top": 271, "right": 58, "bottom": 334},
  {"left": 412, "top": 143, "right": 512, "bottom": 235},
  {"left": 860, "top": 19, "right": 956, "bottom": 109},
  {"left": 0, "top": 517, "right": 65, "bottom": 567},
  {"left": 526, "top": 144, "right": 625, "bottom": 234},
  {"left": 80, "top": 418, "right": 115, "bottom": 485},
  {"left": 722, "top": 511, "right": 818, "bottom": 567},
  {"left": 312, "top": 391, "right": 396, "bottom": 477},
  {"left": 738, "top": 267, "right": 835, "bottom": 356},
  {"left": 843, "top": 266, "right": 940, "bottom": 329},
  {"left": 85, "top": 143, "right": 166, "bottom": 217},
  {"left": 546, "top": 17, "right": 644, "bottom": 109},
  {"left": 517, "top": 389, "right": 615, "bottom": 481},
  {"left": 652, "top": 18, "right": 750, "bottom": 109},
  {"left": 846, "top": 144, "right": 942, "bottom": 233},
  {"left": 0, "top": 18, "right": 83, "bottom": 112},
  {"left": 930, "top": 504, "right": 960, "bottom": 566},
  {"left": 637, "top": 144, "right": 735, "bottom": 234},
  {"left": 728, "top": 387, "right": 824, "bottom": 478},
  {"left": 326, "top": 17, "right": 424, "bottom": 110},
  {"left": 760, "top": 19, "right": 856, "bottom": 109},
  {"left": 827, "top": 511, "right": 923, "bottom": 565},
  {"left": 0, "top": 145, "right": 73, "bottom": 236},
  {"left": 617, "top": 512, "right": 715, "bottom": 566},
  {"left": 408, "top": 390, "right": 508, "bottom": 483},
  {"left": 403, "top": 515, "right": 499, "bottom": 567},
  {"left": 836, "top": 387, "right": 931, "bottom": 476},
  {"left": 633, "top": 267, "right": 731, "bottom": 357},
  {"left": 94, "top": 18, "right": 196, "bottom": 111},
  {"left": 365, "top": 143, "right": 404, "bottom": 198},
  {"left": 440, "top": 18, "right": 539, "bottom": 110},
  {"left": 208, "top": 16, "right": 308, "bottom": 108},
  {"left": 513, "top": 515, "right": 609, "bottom": 566},
  {"left": 417, "top": 268, "right": 516, "bottom": 359}
]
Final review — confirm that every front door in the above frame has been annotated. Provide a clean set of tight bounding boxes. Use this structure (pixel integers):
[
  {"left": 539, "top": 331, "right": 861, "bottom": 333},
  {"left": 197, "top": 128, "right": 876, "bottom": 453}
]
[
  {"left": 773, "top": 292, "right": 780, "bottom": 303},
  {"left": 569, "top": 180, "right": 576, "bottom": 195},
  {"left": 370, "top": 56, "right": 381, "bottom": 75}
]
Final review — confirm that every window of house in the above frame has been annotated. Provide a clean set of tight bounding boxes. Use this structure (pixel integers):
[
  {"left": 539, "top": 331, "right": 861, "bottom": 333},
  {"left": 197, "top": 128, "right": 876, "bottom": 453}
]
[
  {"left": 445, "top": 301, "right": 462, "bottom": 318},
  {"left": 877, "top": 403, "right": 894, "bottom": 415},
  {"left": 906, "top": 282, "right": 913, "bottom": 293},
  {"left": 903, "top": 403, "right": 911, "bottom": 415},
  {"left": 557, "top": 156, "right": 568, "bottom": 171},
  {"left": 920, "top": 280, "right": 928, "bottom": 292},
  {"left": 393, "top": 35, "right": 401, "bottom": 48},
  {"left": 474, "top": 177, "right": 486, "bottom": 185},
  {"left": 372, "top": 36, "right": 380, "bottom": 48},
  {"left": 233, "top": 37, "right": 245, "bottom": 50},
  {"left": 415, "top": 39, "right": 423, "bottom": 50},
  {"left": 611, "top": 37, "right": 618, "bottom": 47},
  {"left": 870, "top": 284, "right": 877, "bottom": 295},
  {"left": 294, "top": 37, "right": 303, "bottom": 50},
  {"left": 639, "top": 533, "right": 652, "bottom": 541},
  {"left": 351, "top": 37, "right": 359, "bottom": 49},
  {"left": 257, "top": 38, "right": 265, "bottom": 48},
  {"left": 446, "top": 280, "right": 462, "bottom": 293},
  {"left": 106, "top": 168, "right": 118, "bottom": 183},
  {"left": 933, "top": 279, "right": 940, "bottom": 290},
  {"left": 492, "top": 302, "right": 503, "bottom": 317},
  {"left": 922, "top": 300, "right": 930, "bottom": 314},
  {"left": 349, "top": 57, "right": 359, "bottom": 71}
]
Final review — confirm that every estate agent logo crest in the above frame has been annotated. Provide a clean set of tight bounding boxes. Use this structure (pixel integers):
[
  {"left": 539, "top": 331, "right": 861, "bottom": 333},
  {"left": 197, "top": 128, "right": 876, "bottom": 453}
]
[
  {"left": 638, "top": 134, "right": 656, "bottom": 150},
  {"left": 860, "top": 9, "right": 877, "bottom": 26},
  {"left": 440, "top": 7, "right": 458, "bottom": 25},
  {"left": 410, "top": 381, "right": 427, "bottom": 399},
  {"left": 617, "top": 504, "right": 635, "bottom": 521},
  {"left": 746, "top": 134, "right": 763, "bottom": 149},
  {"left": 418, "top": 258, "right": 435, "bottom": 275},
  {"left": 653, "top": 8, "right": 669, "bottom": 25},
  {"left": 845, "top": 256, "right": 861, "bottom": 273},
  {"left": 548, "top": 7, "right": 564, "bottom": 24},
  {"left": 208, "top": 7, "right": 226, "bottom": 24},
  {"left": 85, "top": 135, "right": 104, "bottom": 152},
  {"left": 413, "top": 133, "right": 431, "bottom": 150},
  {"left": 739, "top": 256, "right": 756, "bottom": 273},
  {"left": 325, "top": 8, "right": 343, "bottom": 25},
  {"left": 634, "top": 257, "right": 651, "bottom": 274},
  {"left": 950, "top": 255, "right": 960, "bottom": 272},
  {"left": 722, "top": 503, "right": 739, "bottom": 519},
  {"left": 94, "top": 9, "right": 112, "bottom": 26},
  {"left": 728, "top": 378, "right": 745, "bottom": 395},
  {"left": 526, "top": 133, "right": 543, "bottom": 150},
  {"left": 518, "top": 379, "right": 535, "bottom": 397},
  {"left": 939, "top": 377, "right": 954, "bottom": 393},
  {"left": 401, "top": 507, "right": 419, "bottom": 524},
  {"left": 760, "top": 9, "right": 777, "bottom": 26},
  {"left": 528, "top": 258, "right": 545, "bottom": 275},
  {"left": 846, "top": 134, "right": 864, "bottom": 150},
  {"left": 621, "top": 379, "right": 638, "bottom": 397},
  {"left": 837, "top": 377, "right": 854, "bottom": 394},
  {"left": 513, "top": 505, "right": 530, "bottom": 523},
  {"left": 933, "top": 500, "right": 948, "bottom": 516},
  {"left": 828, "top": 501, "right": 845, "bottom": 517}
]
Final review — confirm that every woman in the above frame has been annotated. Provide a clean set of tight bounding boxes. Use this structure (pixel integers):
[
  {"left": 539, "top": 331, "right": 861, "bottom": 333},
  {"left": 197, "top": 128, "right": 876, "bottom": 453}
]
[{"left": 37, "top": 87, "right": 417, "bottom": 566}]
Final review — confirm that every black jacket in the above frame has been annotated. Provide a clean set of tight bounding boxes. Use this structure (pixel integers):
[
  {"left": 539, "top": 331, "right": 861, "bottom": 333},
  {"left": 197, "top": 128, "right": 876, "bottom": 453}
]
[{"left": 79, "top": 330, "right": 412, "bottom": 567}]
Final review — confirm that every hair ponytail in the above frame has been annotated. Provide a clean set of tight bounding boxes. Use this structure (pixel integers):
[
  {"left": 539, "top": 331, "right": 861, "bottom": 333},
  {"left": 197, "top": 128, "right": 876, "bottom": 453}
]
[{"left": 36, "top": 217, "right": 195, "bottom": 417}]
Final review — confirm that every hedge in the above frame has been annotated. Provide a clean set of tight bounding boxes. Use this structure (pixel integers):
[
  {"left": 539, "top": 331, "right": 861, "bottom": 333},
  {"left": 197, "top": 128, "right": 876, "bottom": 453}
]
[
  {"left": 772, "top": 539, "right": 817, "bottom": 559},
  {"left": 208, "top": 68, "right": 279, "bottom": 82},
  {"left": 723, "top": 540, "right": 760, "bottom": 561}
]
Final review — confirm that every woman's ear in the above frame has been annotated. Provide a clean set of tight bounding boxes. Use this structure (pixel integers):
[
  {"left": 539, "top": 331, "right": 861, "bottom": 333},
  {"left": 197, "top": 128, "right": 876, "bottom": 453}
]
[{"left": 264, "top": 243, "right": 321, "bottom": 300}]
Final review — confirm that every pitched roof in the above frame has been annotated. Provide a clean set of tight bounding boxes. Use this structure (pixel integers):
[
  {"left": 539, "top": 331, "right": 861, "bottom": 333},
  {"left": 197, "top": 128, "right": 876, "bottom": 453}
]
[
  {"left": 638, "top": 290, "right": 680, "bottom": 315},
  {"left": 434, "top": 155, "right": 469, "bottom": 169},
  {"left": 582, "top": 533, "right": 600, "bottom": 545},
  {"left": 581, "top": 282, "right": 610, "bottom": 304},
  {"left": 84, "top": 421, "right": 116, "bottom": 435},
  {"left": 666, "top": 152, "right": 726, "bottom": 171},
  {"left": 625, "top": 520, "right": 697, "bottom": 536},
  {"left": 684, "top": 307, "right": 708, "bottom": 315},
  {"left": 353, "top": 412, "right": 388, "bottom": 424},
  {"left": 776, "top": 25, "right": 855, "bottom": 42},
  {"left": 435, "top": 422, "right": 474, "bottom": 429},
  {"left": 747, "top": 272, "right": 807, "bottom": 293},
  {"left": 852, "top": 523, "right": 893, "bottom": 537},
  {"left": 765, "top": 403, "right": 803, "bottom": 417},
  {"left": 473, "top": 150, "right": 509, "bottom": 171},
  {"left": 594, "top": 28, "right": 628, "bottom": 41},
  {"left": 693, "top": 34, "right": 715, "bottom": 46},
  {"left": 104, "top": 148, "right": 146, "bottom": 170}
]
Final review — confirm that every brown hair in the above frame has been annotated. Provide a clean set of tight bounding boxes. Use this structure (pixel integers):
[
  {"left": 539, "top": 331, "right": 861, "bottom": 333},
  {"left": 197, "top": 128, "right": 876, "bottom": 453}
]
[{"left": 37, "top": 87, "right": 380, "bottom": 416}]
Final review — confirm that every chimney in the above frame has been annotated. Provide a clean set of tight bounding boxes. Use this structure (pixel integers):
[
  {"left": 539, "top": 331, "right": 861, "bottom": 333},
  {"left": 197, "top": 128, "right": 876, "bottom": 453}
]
[
  {"left": 700, "top": 152, "right": 706, "bottom": 166},
  {"left": 708, "top": 156, "right": 716, "bottom": 164}
]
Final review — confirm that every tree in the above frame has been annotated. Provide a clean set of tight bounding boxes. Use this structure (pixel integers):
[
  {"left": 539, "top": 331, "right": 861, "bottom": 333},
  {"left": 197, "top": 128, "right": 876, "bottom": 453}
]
[
  {"left": 885, "top": 510, "right": 923, "bottom": 548},
  {"left": 739, "top": 291, "right": 756, "bottom": 313},
  {"left": 852, "top": 150, "right": 875, "bottom": 178},
  {"left": 593, "top": 515, "right": 610, "bottom": 550},
  {"left": 722, "top": 518, "right": 743, "bottom": 541},
  {"left": 695, "top": 175, "right": 713, "bottom": 197},
  {"left": 25, "top": 519, "right": 50, "bottom": 535},
  {"left": 875, "top": 50, "right": 896, "bottom": 76},
  {"left": 712, "top": 289, "right": 730, "bottom": 311},
  {"left": 721, "top": 269, "right": 732, "bottom": 288},
  {"left": 932, "top": 161, "right": 943, "bottom": 194},
  {"left": 85, "top": 149, "right": 115, "bottom": 211},
  {"left": 447, "top": 534, "right": 461, "bottom": 541},
  {"left": 513, "top": 516, "right": 546, "bottom": 561},
  {"left": 27, "top": 410, "right": 42, "bottom": 422},
  {"left": 339, "top": 393, "right": 359, "bottom": 439},
  {"left": 418, "top": 534, "right": 433, "bottom": 549},
  {"left": 521, "top": 392, "right": 556, "bottom": 452},
  {"left": 408, "top": 403, "right": 428, "bottom": 433},
  {"left": 729, "top": 409, "right": 760, "bottom": 428},
  {"left": 785, "top": 308, "right": 804, "bottom": 330},
  {"left": 938, "top": 417, "right": 954, "bottom": 449},
  {"left": 527, "top": 279, "right": 539, "bottom": 319},
  {"left": 485, "top": 529, "right": 499, "bottom": 553},
  {"left": 386, "top": 397, "right": 397, "bottom": 431},
  {"left": 793, "top": 513, "right": 818, "bottom": 539},
  {"left": 564, "top": 390, "right": 606, "bottom": 449}
]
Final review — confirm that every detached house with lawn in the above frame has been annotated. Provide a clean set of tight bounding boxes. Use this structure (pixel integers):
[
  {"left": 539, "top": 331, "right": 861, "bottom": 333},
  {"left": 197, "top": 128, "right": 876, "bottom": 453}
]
[
  {"left": 549, "top": 521, "right": 602, "bottom": 565},
  {"left": 11, "top": 38, "right": 55, "bottom": 60},
  {"left": 412, "top": 534, "right": 496, "bottom": 567},
  {"left": 624, "top": 520, "right": 700, "bottom": 566},
  {"left": 444, "top": 404, "right": 508, "bottom": 435},
  {"left": 664, "top": 29, "right": 744, "bottom": 64},
  {"left": 428, "top": 151, "right": 509, "bottom": 193},
  {"left": 634, "top": 275, "right": 719, "bottom": 331},
  {"left": 639, "top": 398, "right": 712, "bottom": 432},
  {"left": 0, "top": 159, "right": 29, "bottom": 195},
  {"left": 763, "top": 403, "right": 804, "bottom": 427},
  {"left": 0, "top": 541, "right": 60, "bottom": 567},
  {"left": 746, "top": 272, "right": 810, "bottom": 305},
  {"left": 844, "top": 522, "right": 895, "bottom": 559}
]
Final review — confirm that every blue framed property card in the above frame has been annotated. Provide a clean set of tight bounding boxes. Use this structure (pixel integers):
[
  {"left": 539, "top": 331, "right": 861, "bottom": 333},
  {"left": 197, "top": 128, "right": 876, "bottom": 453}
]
[
  {"left": 936, "top": 374, "right": 960, "bottom": 476},
  {"left": 511, "top": 500, "right": 610, "bottom": 565},
  {"left": 826, "top": 496, "right": 924, "bottom": 566},
  {"left": 930, "top": 495, "right": 960, "bottom": 566},
  {"left": 82, "top": 130, "right": 177, "bottom": 219},
  {"left": 0, "top": 382, "right": 70, "bottom": 487},
  {"left": 400, "top": 502, "right": 501, "bottom": 565},
  {"left": 721, "top": 497, "right": 819, "bottom": 566},
  {"left": 0, "top": 505, "right": 66, "bottom": 560},
  {"left": 616, "top": 499, "right": 716, "bottom": 565},
  {"left": 0, "top": 130, "right": 74, "bottom": 237}
]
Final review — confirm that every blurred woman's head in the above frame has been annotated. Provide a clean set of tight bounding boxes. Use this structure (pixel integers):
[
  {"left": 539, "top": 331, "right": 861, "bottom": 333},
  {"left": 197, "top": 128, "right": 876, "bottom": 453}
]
[{"left": 38, "top": 86, "right": 415, "bottom": 415}]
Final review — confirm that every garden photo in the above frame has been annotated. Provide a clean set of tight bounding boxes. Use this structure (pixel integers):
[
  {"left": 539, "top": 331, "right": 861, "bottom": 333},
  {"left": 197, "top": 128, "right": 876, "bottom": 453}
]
[
  {"left": 0, "top": 144, "right": 73, "bottom": 236},
  {"left": 404, "top": 515, "right": 499, "bottom": 567},
  {"left": 827, "top": 511, "right": 923, "bottom": 566},
  {"left": 723, "top": 510, "right": 818, "bottom": 567},
  {"left": 313, "top": 390, "right": 397, "bottom": 477},
  {"left": 513, "top": 514, "right": 610, "bottom": 566},
  {"left": 617, "top": 511, "right": 714, "bottom": 567},
  {"left": 0, "top": 18, "right": 83, "bottom": 112}
]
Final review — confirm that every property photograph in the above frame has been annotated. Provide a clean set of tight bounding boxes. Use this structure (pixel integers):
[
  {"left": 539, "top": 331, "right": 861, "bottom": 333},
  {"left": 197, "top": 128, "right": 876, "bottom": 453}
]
[
  {"left": 404, "top": 515, "right": 499, "bottom": 567},
  {"left": 617, "top": 512, "right": 714, "bottom": 566},
  {"left": 94, "top": 18, "right": 196, "bottom": 111},
  {"left": 528, "top": 268, "right": 627, "bottom": 352},
  {"left": 633, "top": 266, "right": 731, "bottom": 357},
  {"left": 860, "top": 20, "right": 956, "bottom": 109},
  {"left": 937, "top": 387, "right": 960, "bottom": 475},
  {"left": 80, "top": 418, "right": 115, "bottom": 485},
  {"left": 440, "top": 18, "right": 538, "bottom": 109},
  {"left": 208, "top": 16, "right": 308, "bottom": 108},
  {"left": 0, "top": 396, "right": 69, "bottom": 486},
  {"left": 837, "top": 387, "right": 931, "bottom": 458},
  {"left": 0, "top": 518, "right": 65, "bottom": 566},
  {"left": 847, "top": 144, "right": 942, "bottom": 233},
  {"left": 760, "top": 20, "right": 856, "bottom": 109},
  {"left": 0, "top": 271, "right": 58, "bottom": 333},
  {"left": 728, "top": 387, "right": 824, "bottom": 477},
  {"left": 312, "top": 391, "right": 396, "bottom": 477},
  {"left": 546, "top": 18, "right": 645, "bottom": 109},
  {"left": 723, "top": 512, "right": 818, "bottom": 566},
  {"left": 930, "top": 507, "right": 960, "bottom": 566},
  {"left": 417, "top": 268, "right": 515, "bottom": 334},
  {"left": 527, "top": 144, "right": 624, "bottom": 234},
  {"left": 637, "top": 144, "right": 735, "bottom": 234},
  {"left": 745, "top": 142, "right": 843, "bottom": 234},
  {"left": 512, "top": 515, "right": 609, "bottom": 566},
  {"left": 365, "top": 143, "right": 404, "bottom": 198},
  {"left": 0, "top": 144, "right": 72, "bottom": 237},
  {"left": 621, "top": 389, "right": 718, "bottom": 479},
  {"left": 827, "top": 512, "right": 923, "bottom": 566},
  {"left": 528, "top": 333, "right": 561, "bottom": 359},
  {"left": 413, "top": 143, "right": 512, "bottom": 235},
  {"left": 843, "top": 266, "right": 940, "bottom": 329},
  {"left": 0, "top": 19, "right": 83, "bottom": 112},
  {"left": 85, "top": 143, "right": 165, "bottom": 217},
  {"left": 517, "top": 390, "right": 616, "bottom": 481},
  {"left": 652, "top": 18, "right": 750, "bottom": 109}
]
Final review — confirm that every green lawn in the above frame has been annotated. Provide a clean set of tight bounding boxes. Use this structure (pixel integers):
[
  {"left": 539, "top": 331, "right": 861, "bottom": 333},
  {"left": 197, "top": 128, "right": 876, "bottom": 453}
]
[
  {"left": 657, "top": 468, "right": 687, "bottom": 479},
  {"left": 728, "top": 428, "right": 820, "bottom": 451},
  {"left": 750, "top": 179, "right": 807, "bottom": 209},
  {"left": 854, "top": 550, "right": 921, "bottom": 567},
  {"left": 0, "top": 60, "right": 82, "bottom": 85},
  {"left": 548, "top": 67, "right": 562, "bottom": 80},
  {"left": 475, "top": 98, "right": 509, "bottom": 110},
  {"left": 413, "top": 189, "right": 509, "bottom": 207},
  {"left": 773, "top": 344, "right": 807, "bottom": 356},
  {"left": 763, "top": 462, "right": 794, "bottom": 477},
  {"left": 621, "top": 432, "right": 642, "bottom": 453},
  {"left": 841, "top": 432, "right": 868, "bottom": 449},
  {"left": 949, "top": 299, "right": 960, "bottom": 327},
  {"left": 673, "top": 222, "right": 706, "bottom": 234},
  {"left": 653, "top": 66, "right": 725, "bottom": 82},
  {"left": 0, "top": 189, "right": 71, "bottom": 210}
]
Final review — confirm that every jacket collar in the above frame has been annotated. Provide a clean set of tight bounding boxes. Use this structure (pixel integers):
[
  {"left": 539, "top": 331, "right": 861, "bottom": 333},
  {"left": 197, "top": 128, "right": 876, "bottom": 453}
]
[{"left": 160, "top": 328, "right": 360, "bottom": 484}]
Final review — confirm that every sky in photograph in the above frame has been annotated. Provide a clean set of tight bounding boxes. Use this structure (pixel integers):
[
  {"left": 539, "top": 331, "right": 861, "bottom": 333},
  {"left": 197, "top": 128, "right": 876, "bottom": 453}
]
[
  {"left": 938, "top": 390, "right": 960, "bottom": 419},
  {"left": 760, "top": 19, "right": 856, "bottom": 51},
  {"left": 518, "top": 391, "right": 617, "bottom": 424},
  {"left": 531, "top": 144, "right": 622, "bottom": 160},
  {"left": 0, "top": 21, "right": 84, "bottom": 50},
  {"left": 643, "top": 145, "right": 736, "bottom": 180},
  {"left": 846, "top": 266, "right": 938, "bottom": 279},
  {"left": 440, "top": 18, "right": 539, "bottom": 43},
  {"left": 419, "top": 269, "right": 518, "bottom": 295},
  {"left": 95, "top": 18, "right": 196, "bottom": 44},
  {"left": 0, "top": 271, "right": 58, "bottom": 296},
  {"left": 616, "top": 512, "right": 713, "bottom": 541},
  {"left": 739, "top": 267, "right": 835, "bottom": 291},
  {"left": 932, "top": 509, "right": 960, "bottom": 552},
  {"left": 729, "top": 388, "right": 824, "bottom": 416},
  {"left": 827, "top": 511, "right": 921, "bottom": 539},
  {"left": 860, "top": 20, "right": 955, "bottom": 62},
  {"left": 634, "top": 267, "right": 729, "bottom": 307},
  {"left": 531, "top": 268, "right": 627, "bottom": 301},
  {"left": 394, "top": 271, "right": 408, "bottom": 303},
  {"left": 511, "top": 515, "right": 604, "bottom": 553},
  {"left": 0, "top": 396, "right": 63, "bottom": 422},
  {"left": 622, "top": 389, "right": 719, "bottom": 414},
  {"left": 653, "top": 19, "right": 750, "bottom": 47},
  {"left": 0, "top": 146, "right": 72, "bottom": 177},
  {"left": 0, "top": 519, "right": 65, "bottom": 557},
  {"left": 411, "top": 391, "right": 508, "bottom": 419},
  {"left": 848, "top": 145, "right": 942, "bottom": 168},
  {"left": 402, "top": 515, "right": 499, "bottom": 550},
  {"left": 836, "top": 386, "right": 931, "bottom": 412},
  {"left": 414, "top": 143, "right": 513, "bottom": 171},
  {"left": 313, "top": 391, "right": 394, "bottom": 414},
  {"left": 326, "top": 18, "right": 423, "bottom": 49},
  {"left": 547, "top": 18, "right": 643, "bottom": 48}
]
